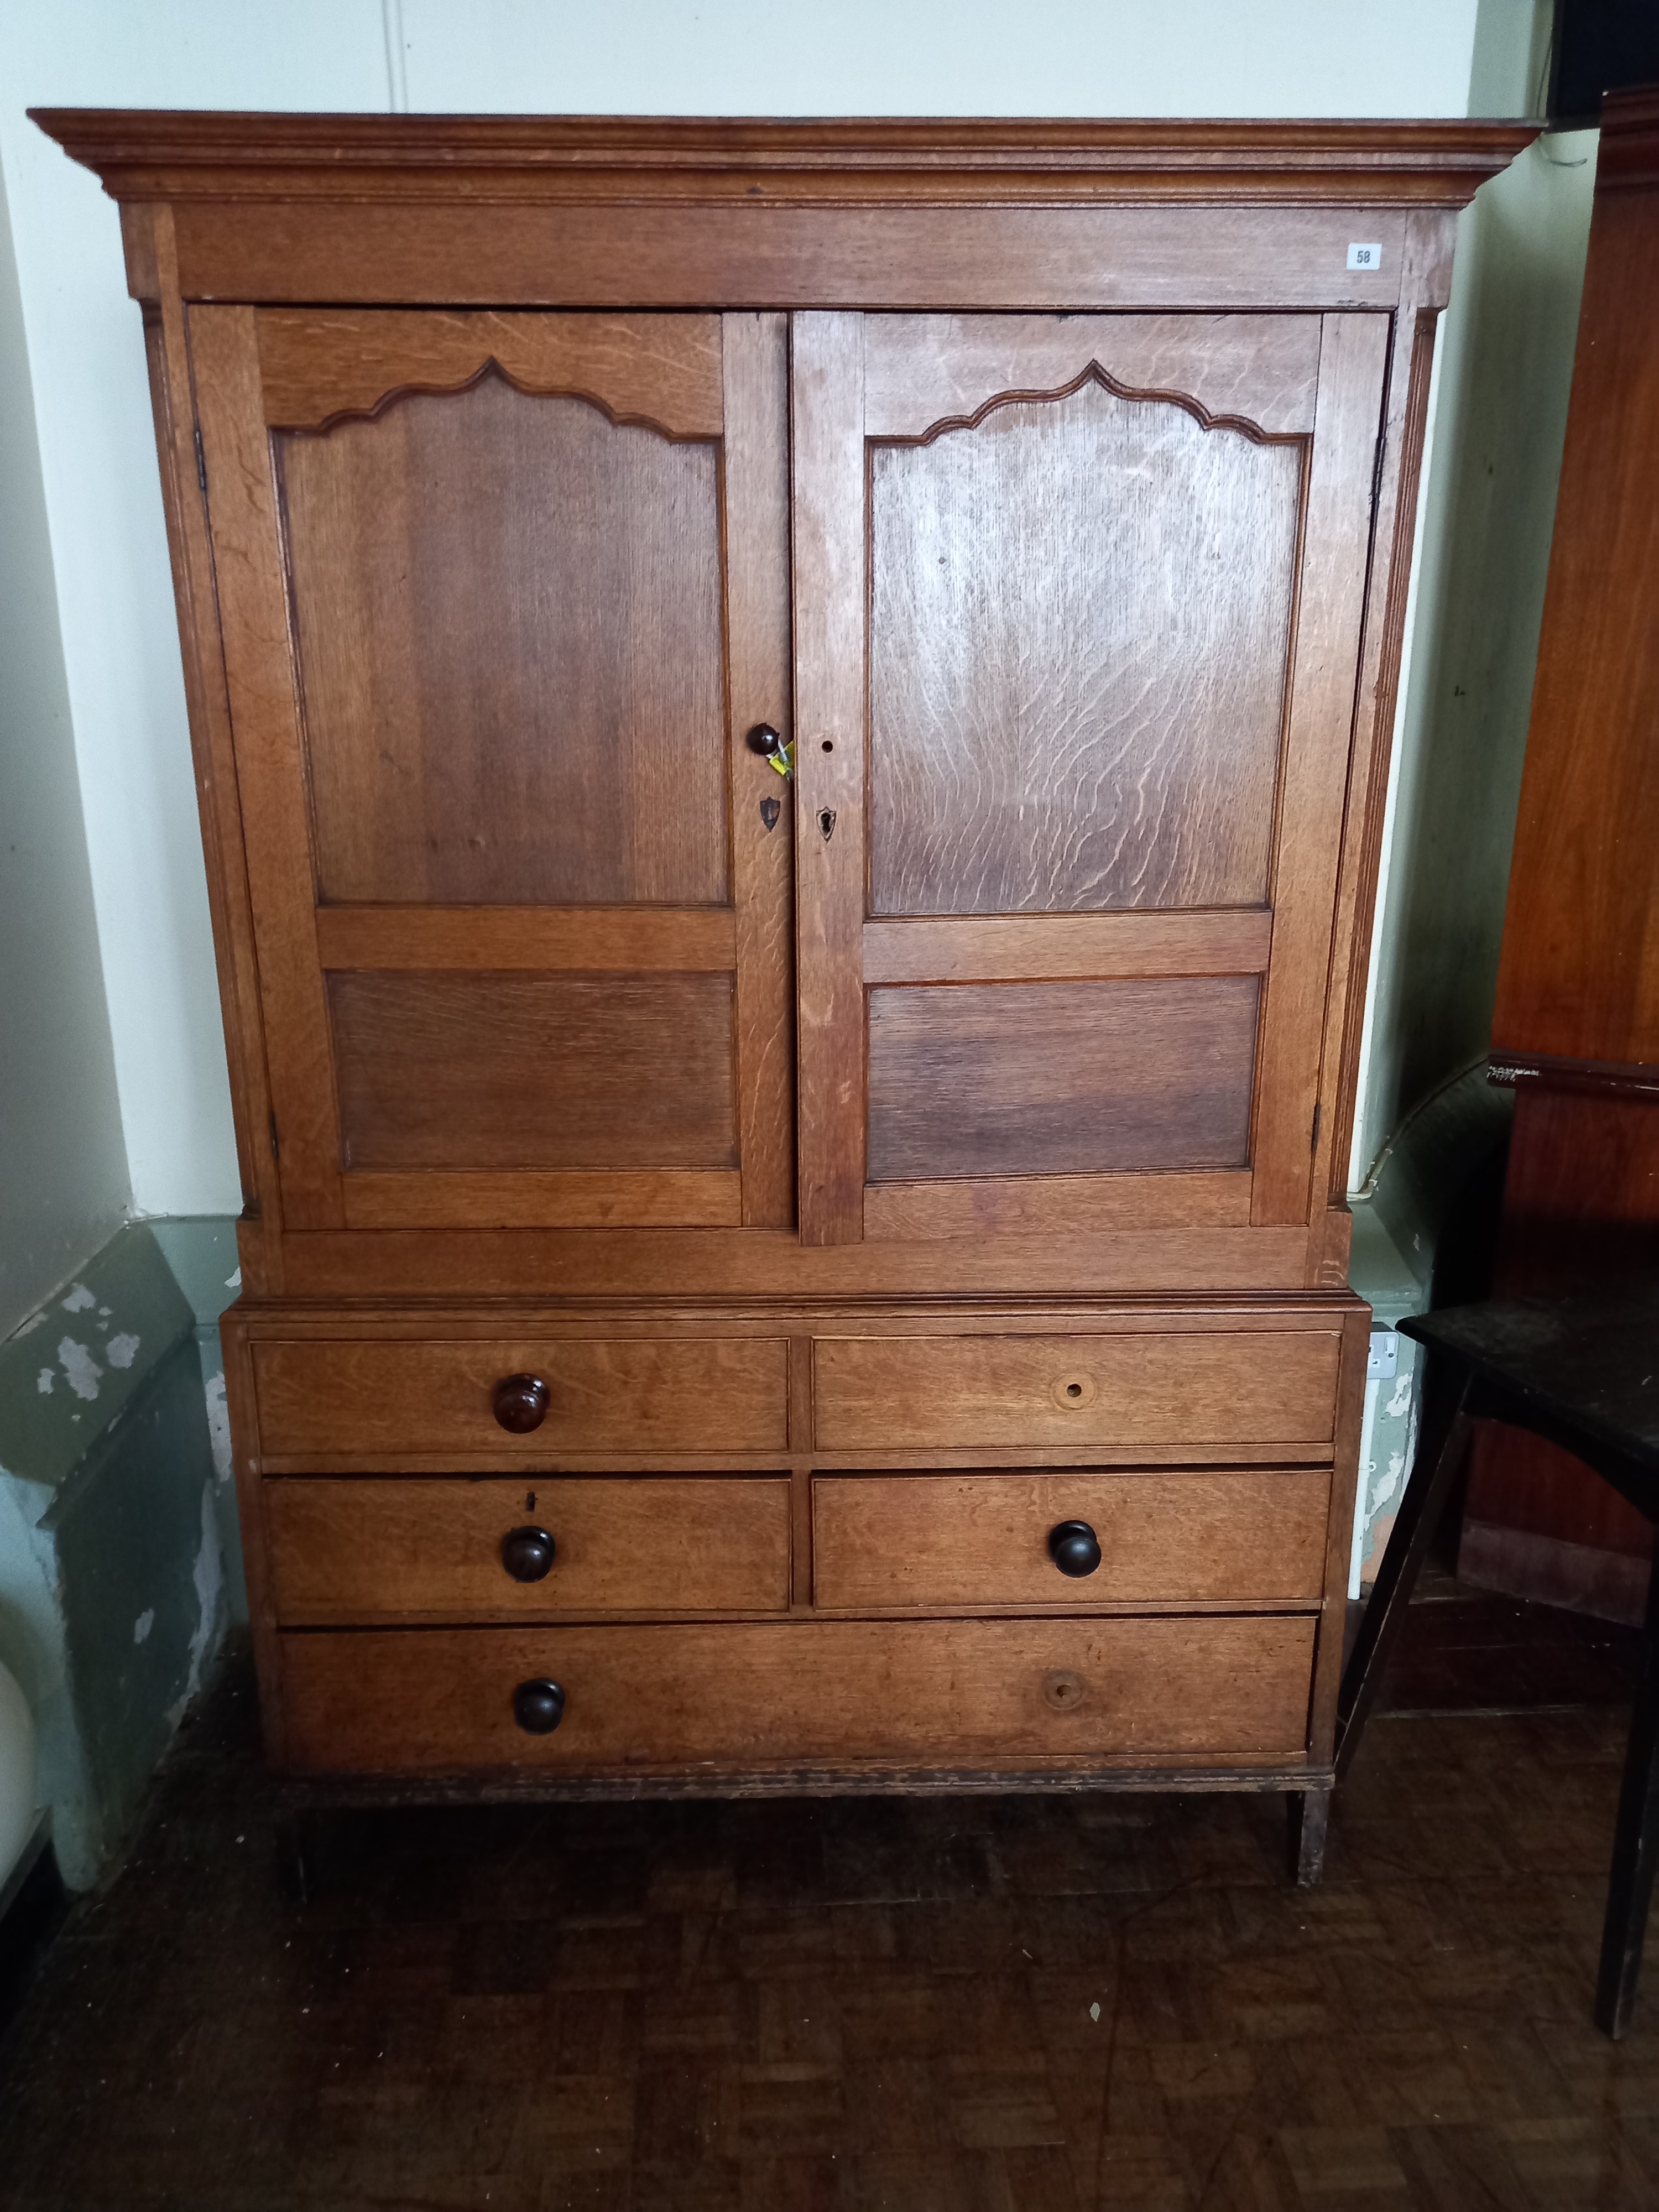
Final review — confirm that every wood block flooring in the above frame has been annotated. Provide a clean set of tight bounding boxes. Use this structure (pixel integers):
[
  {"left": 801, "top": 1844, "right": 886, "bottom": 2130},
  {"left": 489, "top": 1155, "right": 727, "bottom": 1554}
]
[{"left": 0, "top": 1577, "right": 1652, "bottom": 2210}]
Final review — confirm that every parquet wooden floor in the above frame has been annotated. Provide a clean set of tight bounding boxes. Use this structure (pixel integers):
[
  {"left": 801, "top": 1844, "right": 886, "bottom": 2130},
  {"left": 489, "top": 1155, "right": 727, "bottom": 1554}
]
[{"left": 0, "top": 1582, "right": 1652, "bottom": 2210}]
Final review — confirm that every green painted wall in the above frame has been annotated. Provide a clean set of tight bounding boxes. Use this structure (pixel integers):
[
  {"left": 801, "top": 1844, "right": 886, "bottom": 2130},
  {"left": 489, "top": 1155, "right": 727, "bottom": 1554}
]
[{"left": 0, "top": 1225, "right": 230, "bottom": 1887}]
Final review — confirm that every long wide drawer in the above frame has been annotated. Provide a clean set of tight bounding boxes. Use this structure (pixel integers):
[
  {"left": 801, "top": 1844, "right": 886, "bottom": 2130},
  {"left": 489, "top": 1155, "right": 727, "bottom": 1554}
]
[
  {"left": 278, "top": 1615, "right": 1317, "bottom": 1774},
  {"left": 812, "top": 1468, "right": 1332, "bottom": 1610},
  {"left": 267, "top": 1477, "right": 792, "bottom": 1624},
  {"left": 252, "top": 1337, "right": 789, "bottom": 1457},
  {"left": 812, "top": 1330, "right": 1340, "bottom": 1451}
]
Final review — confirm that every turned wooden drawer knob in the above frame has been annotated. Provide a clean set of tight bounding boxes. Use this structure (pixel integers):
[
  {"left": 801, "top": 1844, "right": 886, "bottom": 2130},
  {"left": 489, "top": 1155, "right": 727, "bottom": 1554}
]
[
  {"left": 493, "top": 1373, "right": 550, "bottom": 1433},
  {"left": 512, "top": 1678, "right": 566, "bottom": 1734},
  {"left": 501, "top": 1525, "right": 555, "bottom": 1582},
  {"left": 1048, "top": 1520, "right": 1102, "bottom": 1578}
]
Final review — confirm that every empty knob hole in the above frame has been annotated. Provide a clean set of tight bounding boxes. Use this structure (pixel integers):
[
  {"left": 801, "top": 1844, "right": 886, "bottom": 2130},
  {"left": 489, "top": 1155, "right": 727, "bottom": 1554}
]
[
  {"left": 821, "top": 739, "right": 834, "bottom": 752},
  {"left": 1065, "top": 1382, "right": 1083, "bottom": 1399}
]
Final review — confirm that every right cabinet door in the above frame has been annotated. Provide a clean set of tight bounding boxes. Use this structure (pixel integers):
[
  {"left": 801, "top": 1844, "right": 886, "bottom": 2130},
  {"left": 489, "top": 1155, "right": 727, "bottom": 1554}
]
[{"left": 791, "top": 311, "right": 1389, "bottom": 1246}]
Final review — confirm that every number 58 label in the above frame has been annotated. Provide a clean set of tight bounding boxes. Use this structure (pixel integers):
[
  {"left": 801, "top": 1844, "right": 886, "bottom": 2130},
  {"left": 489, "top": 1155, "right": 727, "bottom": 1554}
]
[{"left": 1347, "top": 242, "right": 1383, "bottom": 271}]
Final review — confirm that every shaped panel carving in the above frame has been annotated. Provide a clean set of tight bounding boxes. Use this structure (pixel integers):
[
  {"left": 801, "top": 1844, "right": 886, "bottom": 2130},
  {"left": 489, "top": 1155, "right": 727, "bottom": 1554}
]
[
  {"left": 869, "top": 370, "right": 1304, "bottom": 917},
  {"left": 279, "top": 372, "right": 728, "bottom": 906}
]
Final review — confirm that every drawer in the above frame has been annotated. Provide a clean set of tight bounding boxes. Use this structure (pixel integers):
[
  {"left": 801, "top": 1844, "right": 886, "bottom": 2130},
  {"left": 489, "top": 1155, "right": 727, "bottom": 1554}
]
[
  {"left": 812, "top": 1468, "right": 1332, "bottom": 1610},
  {"left": 252, "top": 1336, "right": 789, "bottom": 1457},
  {"left": 812, "top": 1330, "right": 1339, "bottom": 1452},
  {"left": 266, "top": 1477, "right": 791, "bottom": 1624},
  {"left": 278, "top": 1615, "right": 1317, "bottom": 1775}
]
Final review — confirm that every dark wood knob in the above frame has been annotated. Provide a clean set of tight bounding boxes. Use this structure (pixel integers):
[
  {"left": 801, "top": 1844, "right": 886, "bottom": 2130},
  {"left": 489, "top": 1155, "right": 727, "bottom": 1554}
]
[
  {"left": 747, "top": 721, "right": 784, "bottom": 759},
  {"left": 493, "top": 1373, "right": 550, "bottom": 1433},
  {"left": 512, "top": 1678, "right": 566, "bottom": 1734},
  {"left": 1048, "top": 1520, "right": 1102, "bottom": 1578},
  {"left": 501, "top": 1526, "right": 555, "bottom": 1582}
]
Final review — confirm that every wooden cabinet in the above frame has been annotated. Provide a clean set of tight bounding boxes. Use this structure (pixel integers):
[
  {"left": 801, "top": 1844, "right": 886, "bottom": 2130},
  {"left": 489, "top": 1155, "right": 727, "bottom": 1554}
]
[{"left": 36, "top": 109, "right": 1527, "bottom": 1865}]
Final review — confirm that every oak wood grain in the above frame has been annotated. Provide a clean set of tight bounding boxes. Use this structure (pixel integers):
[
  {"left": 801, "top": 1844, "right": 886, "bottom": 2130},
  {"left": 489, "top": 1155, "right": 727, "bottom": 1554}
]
[
  {"left": 338, "top": 1169, "right": 742, "bottom": 1232},
  {"left": 327, "top": 969, "right": 737, "bottom": 1172},
  {"left": 1250, "top": 312, "right": 1390, "bottom": 1225},
  {"left": 862, "top": 1171, "right": 1253, "bottom": 1241},
  {"left": 268, "top": 1222, "right": 1323, "bottom": 1299},
  {"left": 278, "top": 1612, "right": 1318, "bottom": 1775},
  {"left": 252, "top": 1334, "right": 790, "bottom": 1457},
  {"left": 812, "top": 1328, "right": 1340, "bottom": 1451},
  {"left": 861, "top": 908, "right": 1272, "bottom": 985},
  {"left": 256, "top": 307, "right": 723, "bottom": 434},
  {"left": 811, "top": 1468, "right": 1331, "bottom": 1610},
  {"left": 39, "top": 109, "right": 1535, "bottom": 210},
  {"left": 265, "top": 1475, "right": 791, "bottom": 1623},
  {"left": 722, "top": 311, "right": 797, "bottom": 1228},
  {"left": 864, "top": 312, "right": 1322, "bottom": 439},
  {"left": 313, "top": 904, "right": 736, "bottom": 973},
  {"left": 791, "top": 312, "right": 867, "bottom": 1245},
  {"left": 280, "top": 372, "right": 727, "bottom": 909},
  {"left": 189, "top": 304, "right": 346, "bottom": 1230},
  {"left": 865, "top": 977, "right": 1260, "bottom": 1181},
  {"left": 868, "top": 371, "right": 1303, "bottom": 917}
]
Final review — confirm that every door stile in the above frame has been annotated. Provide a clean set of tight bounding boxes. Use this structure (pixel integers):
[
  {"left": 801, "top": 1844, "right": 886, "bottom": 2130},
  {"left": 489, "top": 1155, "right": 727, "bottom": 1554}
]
[
  {"left": 189, "top": 303, "right": 346, "bottom": 1230},
  {"left": 1250, "top": 311, "right": 1391, "bottom": 1226},
  {"left": 723, "top": 312, "right": 797, "bottom": 1228},
  {"left": 791, "top": 312, "right": 868, "bottom": 1246}
]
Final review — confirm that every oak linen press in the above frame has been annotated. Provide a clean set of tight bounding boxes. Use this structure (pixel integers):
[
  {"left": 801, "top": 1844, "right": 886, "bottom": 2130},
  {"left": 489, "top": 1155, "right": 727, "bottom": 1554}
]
[{"left": 36, "top": 111, "right": 1530, "bottom": 1880}]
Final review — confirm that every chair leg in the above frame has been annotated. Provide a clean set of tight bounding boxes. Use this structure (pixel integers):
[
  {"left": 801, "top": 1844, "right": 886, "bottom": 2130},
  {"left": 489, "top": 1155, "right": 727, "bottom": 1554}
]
[
  {"left": 1335, "top": 1359, "right": 1472, "bottom": 1781},
  {"left": 1595, "top": 1552, "right": 1659, "bottom": 2038},
  {"left": 1288, "top": 1784, "right": 1331, "bottom": 1887}
]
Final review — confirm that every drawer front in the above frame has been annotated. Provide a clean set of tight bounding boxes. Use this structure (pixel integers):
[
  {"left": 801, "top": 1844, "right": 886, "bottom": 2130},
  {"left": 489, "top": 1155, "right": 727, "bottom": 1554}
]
[
  {"left": 252, "top": 1337, "right": 789, "bottom": 1457},
  {"left": 279, "top": 1615, "right": 1316, "bottom": 1774},
  {"left": 813, "top": 1468, "right": 1332, "bottom": 1610},
  {"left": 267, "top": 1477, "right": 791, "bottom": 1624},
  {"left": 812, "top": 1331, "right": 1339, "bottom": 1451}
]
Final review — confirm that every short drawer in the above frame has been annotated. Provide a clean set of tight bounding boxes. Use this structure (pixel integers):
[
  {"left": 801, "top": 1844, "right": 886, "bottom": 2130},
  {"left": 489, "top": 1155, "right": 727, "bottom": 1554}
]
[
  {"left": 252, "top": 1337, "right": 788, "bottom": 1457},
  {"left": 811, "top": 1330, "right": 1339, "bottom": 1452},
  {"left": 812, "top": 1468, "right": 1332, "bottom": 1610},
  {"left": 278, "top": 1615, "right": 1316, "bottom": 1775},
  {"left": 266, "top": 1477, "right": 791, "bottom": 1624}
]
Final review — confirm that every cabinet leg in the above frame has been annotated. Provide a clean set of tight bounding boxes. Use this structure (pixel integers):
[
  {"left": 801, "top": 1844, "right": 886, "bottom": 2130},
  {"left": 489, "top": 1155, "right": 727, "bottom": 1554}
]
[
  {"left": 275, "top": 1807, "right": 320, "bottom": 1904},
  {"left": 1594, "top": 1561, "right": 1659, "bottom": 2037},
  {"left": 1288, "top": 1785, "right": 1331, "bottom": 1887}
]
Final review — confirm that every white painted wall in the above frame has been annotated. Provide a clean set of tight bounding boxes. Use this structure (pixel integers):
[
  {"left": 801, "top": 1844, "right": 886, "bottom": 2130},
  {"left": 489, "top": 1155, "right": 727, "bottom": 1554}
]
[
  {"left": 0, "top": 151, "right": 128, "bottom": 1337},
  {"left": 2, "top": 1, "right": 1533, "bottom": 1218}
]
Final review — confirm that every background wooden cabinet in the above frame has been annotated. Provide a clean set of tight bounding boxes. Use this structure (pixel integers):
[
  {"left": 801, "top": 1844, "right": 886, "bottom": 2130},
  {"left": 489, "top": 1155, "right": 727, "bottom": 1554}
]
[{"left": 38, "top": 111, "right": 1527, "bottom": 1851}]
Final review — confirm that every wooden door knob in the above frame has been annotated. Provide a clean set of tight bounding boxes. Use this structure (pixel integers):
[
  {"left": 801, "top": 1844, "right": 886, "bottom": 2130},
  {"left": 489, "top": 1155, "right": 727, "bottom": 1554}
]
[
  {"left": 1048, "top": 1520, "right": 1102, "bottom": 1577},
  {"left": 501, "top": 1526, "right": 555, "bottom": 1582},
  {"left": 746, "top": 721, "right": 784, "bottom": 759},
  {"left": 512, "top": 1678, "right": 566, "bottom": 1734},
  {"left": 493, "top": 1373, "right": 550, "bottom": 1432}
]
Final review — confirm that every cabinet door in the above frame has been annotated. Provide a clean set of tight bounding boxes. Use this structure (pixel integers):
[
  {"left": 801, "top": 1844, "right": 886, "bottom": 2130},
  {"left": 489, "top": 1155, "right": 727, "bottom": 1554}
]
[
  {"left": 190, "top": 310, "right": 792, "bottom": 1233},
  {"left": 792, "top": 311, "right": 1388, "bottom": 1245}
]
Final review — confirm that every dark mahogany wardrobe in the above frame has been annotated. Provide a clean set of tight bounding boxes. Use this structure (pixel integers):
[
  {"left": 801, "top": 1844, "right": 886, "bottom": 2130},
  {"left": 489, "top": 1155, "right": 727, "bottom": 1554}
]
[{"left": 36, "top": 110, "right": 1527, "bottom": 1876}]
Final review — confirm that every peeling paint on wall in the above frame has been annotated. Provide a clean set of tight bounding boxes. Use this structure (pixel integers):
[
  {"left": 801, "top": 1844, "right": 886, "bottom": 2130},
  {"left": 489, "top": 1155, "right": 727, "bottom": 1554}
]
[
  {"left": 56, "top": 1338, "right": 101, "bottom": 1401},
  {"left": 203, "top": 1371, "right": 231, "bottom": 1485}
]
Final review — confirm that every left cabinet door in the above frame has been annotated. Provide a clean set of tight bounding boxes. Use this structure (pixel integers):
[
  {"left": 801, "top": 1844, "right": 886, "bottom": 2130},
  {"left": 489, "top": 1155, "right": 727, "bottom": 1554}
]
[{"left": 190, "top": 307, "right": 794, "bottom": 1233}]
